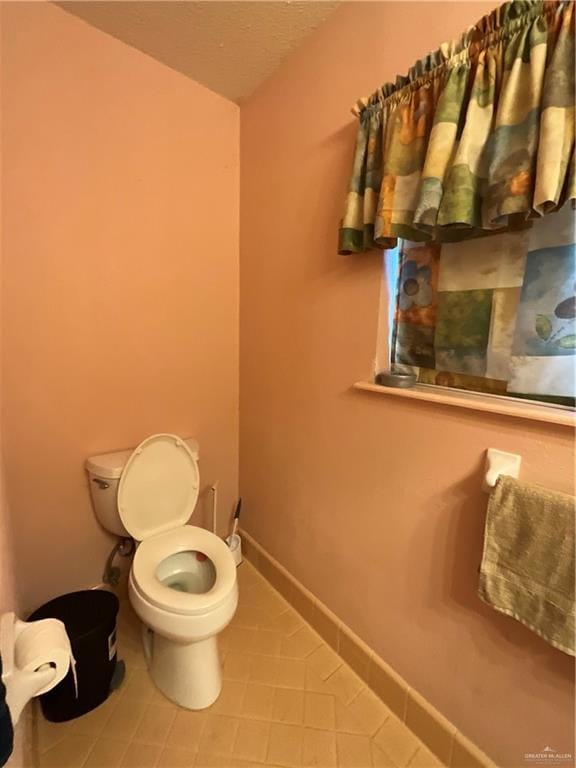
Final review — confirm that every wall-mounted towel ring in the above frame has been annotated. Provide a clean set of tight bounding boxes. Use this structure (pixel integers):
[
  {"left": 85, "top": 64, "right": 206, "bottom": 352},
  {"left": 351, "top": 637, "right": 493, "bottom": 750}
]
[{"left": 483, "top": 448, "right": 522, "bottom": 492}]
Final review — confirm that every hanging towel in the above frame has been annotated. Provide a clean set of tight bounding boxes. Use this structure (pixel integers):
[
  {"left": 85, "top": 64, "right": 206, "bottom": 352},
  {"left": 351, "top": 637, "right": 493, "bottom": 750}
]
[
  {"left": 0, "top": 656, "right": 14, "bottom": 768},
  {"left": 478, "top": 476, "right": 575, "bottom": 656}
]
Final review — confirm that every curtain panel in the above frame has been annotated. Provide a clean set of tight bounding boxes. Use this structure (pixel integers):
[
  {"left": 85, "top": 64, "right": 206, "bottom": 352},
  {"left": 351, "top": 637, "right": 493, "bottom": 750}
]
[
  {"left": 339, "top": 1, "right": 575, "bottom": 255},
  {"left": 387, "top": 206, "right": 575, "bottom": 405}
]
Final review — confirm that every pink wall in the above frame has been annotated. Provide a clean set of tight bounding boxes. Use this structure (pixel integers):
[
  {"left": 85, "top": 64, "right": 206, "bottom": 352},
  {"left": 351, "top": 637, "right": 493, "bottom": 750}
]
[
  {"left": 0, "top": 6, "right": 16, "bottom": 618},
  {"left": 0, "top": 390, "right": 16, "bottom": 615},
  {"left": 1, "top": 1, "right": 574, "bottom": 763},
  {"left": 0, "top": 394, "right": 16, "bottom": 614},
  {"left": 1, "top": 3, "right": 239, "bottom": 613},
  {"left": 240, "top": 3, "right": 575, "bottom": 766}
]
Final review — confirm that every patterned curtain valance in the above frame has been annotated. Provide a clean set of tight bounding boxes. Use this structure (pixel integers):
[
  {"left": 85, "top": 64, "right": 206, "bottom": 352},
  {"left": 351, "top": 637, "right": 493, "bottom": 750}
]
[{"left": 339, "top": 0, "right": 575, "bottom": 255}]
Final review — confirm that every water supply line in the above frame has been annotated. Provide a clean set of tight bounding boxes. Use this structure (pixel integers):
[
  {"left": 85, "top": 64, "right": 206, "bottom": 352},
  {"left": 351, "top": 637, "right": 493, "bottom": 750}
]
[{"left": 103, "top": 537, "right": 135, "bottom": 587}]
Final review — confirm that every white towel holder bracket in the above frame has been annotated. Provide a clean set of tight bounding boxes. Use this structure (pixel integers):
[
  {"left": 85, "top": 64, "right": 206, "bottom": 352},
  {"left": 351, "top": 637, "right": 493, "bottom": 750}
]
[{"left": 484, "top": 448, "right": 522, "bottom": 492}]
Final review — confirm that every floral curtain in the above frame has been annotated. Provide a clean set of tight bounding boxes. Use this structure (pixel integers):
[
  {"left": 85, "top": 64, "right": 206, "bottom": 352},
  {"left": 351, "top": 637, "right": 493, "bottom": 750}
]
[
  {"left": 339, "top": 0, "right": 575, "bottom": 255},
  {"left": 387, "top": 205, "right": 575, "bottom": 405}
]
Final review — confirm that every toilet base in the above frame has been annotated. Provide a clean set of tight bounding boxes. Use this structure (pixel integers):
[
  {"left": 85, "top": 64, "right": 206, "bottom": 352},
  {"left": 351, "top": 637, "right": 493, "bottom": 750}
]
[{"left": 146, "top": 631, "right": 222, "bottom": 710}]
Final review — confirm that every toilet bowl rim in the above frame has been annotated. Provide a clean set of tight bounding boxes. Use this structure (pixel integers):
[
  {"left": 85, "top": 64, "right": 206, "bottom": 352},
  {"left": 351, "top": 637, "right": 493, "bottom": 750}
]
[
  {"left": 128, "top": 568, "right": 238, "bottom": 619},
  {"left": 131, "top": 525, "right": 237, "bottom": 616}
]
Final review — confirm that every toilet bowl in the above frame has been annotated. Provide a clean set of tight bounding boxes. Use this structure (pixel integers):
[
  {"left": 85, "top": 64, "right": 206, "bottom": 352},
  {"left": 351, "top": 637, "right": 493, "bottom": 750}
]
[
  {"left": 129, "top": 525, "right": 237, "bottom": 709},
  {"left": 86, "top": 434, "right": 238, "bottom": 710}
]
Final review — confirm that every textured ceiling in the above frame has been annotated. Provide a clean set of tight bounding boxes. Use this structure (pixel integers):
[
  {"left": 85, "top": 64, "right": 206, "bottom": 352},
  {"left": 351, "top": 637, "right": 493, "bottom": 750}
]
[{"left": 56, "top": 1, "right": 339, "bottom": 102}]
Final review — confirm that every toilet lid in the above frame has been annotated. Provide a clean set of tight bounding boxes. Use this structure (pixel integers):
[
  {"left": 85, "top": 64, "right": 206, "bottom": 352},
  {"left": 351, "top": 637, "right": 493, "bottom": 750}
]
[{"left": 118, "top": 433, "right": 200, "bottom": 541}]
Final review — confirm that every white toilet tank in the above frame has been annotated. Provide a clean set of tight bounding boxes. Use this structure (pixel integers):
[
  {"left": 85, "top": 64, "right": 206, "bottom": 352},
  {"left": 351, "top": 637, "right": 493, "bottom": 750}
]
[{"left": 86, "top": 438, "right": 200, "bottom": 537}]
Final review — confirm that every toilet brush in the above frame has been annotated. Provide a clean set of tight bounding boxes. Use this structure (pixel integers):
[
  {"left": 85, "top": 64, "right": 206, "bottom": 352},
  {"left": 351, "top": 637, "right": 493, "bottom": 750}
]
[{"left": 226, "top": 499, "right": 242, "bottom": 566}]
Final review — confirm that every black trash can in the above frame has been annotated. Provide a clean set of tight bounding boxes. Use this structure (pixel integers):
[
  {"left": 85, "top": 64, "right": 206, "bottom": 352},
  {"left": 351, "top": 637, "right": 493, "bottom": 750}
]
[{"left": 28, "top": 590, "right": 119, "bottom": 722}]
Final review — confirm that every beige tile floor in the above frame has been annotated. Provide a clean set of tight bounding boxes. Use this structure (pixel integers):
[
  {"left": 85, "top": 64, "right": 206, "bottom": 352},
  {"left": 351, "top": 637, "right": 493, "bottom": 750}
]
[{"left": 23, "top": 562, "right": 444, "bottom": 768}]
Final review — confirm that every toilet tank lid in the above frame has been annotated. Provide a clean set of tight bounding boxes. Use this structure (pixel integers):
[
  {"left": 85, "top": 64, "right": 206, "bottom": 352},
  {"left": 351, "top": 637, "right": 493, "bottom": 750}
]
[{"left": 86, "top": 438, "right": 199, "bottom": 480}]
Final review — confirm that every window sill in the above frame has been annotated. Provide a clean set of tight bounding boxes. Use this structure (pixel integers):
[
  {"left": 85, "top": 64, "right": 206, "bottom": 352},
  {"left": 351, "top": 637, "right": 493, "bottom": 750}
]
[{"left": 353, "top": 381, "right": 575, "bottom": 428}]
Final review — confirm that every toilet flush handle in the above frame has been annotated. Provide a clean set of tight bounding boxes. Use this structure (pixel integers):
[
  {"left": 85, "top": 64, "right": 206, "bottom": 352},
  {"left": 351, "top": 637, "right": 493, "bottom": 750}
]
[{"left": 92, "top": 478, "right": 110, "bottom": 490}]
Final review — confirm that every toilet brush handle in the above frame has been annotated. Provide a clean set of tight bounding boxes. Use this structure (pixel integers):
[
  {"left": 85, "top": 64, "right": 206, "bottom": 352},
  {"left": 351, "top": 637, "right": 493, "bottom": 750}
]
[{"left": 230, "top": 499, "right": 241, "bottom": 538}]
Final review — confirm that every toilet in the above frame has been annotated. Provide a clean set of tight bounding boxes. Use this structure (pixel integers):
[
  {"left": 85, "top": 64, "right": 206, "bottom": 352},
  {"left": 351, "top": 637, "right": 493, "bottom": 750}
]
[{"left": 86, "top": 434, "right": 238, "bottom": 710}]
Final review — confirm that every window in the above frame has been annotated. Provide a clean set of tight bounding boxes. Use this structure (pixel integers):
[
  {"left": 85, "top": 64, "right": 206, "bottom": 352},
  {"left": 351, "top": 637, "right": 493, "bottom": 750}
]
[{"left": 380, "top": 205, "right": 575, "bottom": 409}]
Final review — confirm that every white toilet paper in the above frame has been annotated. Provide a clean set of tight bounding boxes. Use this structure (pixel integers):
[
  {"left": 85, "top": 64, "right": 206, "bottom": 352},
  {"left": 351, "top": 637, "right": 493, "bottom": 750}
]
[{"left": 14, "top": 618, "right": 76, "bottom": 697}]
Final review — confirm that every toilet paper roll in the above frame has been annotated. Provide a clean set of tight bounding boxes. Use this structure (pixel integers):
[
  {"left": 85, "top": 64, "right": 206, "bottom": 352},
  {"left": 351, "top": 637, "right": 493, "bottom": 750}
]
[{"left": 14, "top": 618, "right": 76, "bottom": 697}]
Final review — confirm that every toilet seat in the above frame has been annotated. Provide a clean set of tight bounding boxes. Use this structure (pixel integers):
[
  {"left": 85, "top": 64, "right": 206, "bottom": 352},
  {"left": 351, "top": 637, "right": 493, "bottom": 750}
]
[
  {"left": 119, "top": 433, "right": 236, "bottom": 618},
  {"left": 132, "top": 525, "right": 237, "bottom": 616}
]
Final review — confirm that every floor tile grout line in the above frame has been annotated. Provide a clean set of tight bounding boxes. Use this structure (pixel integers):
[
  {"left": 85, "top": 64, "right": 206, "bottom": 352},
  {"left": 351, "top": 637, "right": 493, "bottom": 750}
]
[
  {"left": 121, "top": 705, "right": 157, "bottom": 767},
  {"left": 154, "top": 707, "right": 396, "bottom": 739},
  {"left": 132, "top": 702, "right": 178, "bottom": 750},
  {"left": 162, "top": 703, "right": 202, "bottom": 755},
  {"left": 231, "top": 713, "right": 271, "bottom": 764},
  {"left": 237, "top": 675, "right": 253, "bottom": 722},
  {"left": 240, "top": 565, "right": 431, "bottom": 765},
  {"left": 64, "top": 564, "right": 439, "bottom": 768},
  {"left": 250, "top": 569, "right": 424, "bottom": 766},
  {"left": 80, "top": 733, "right": 130, "bottom": 768},
  {"left": 345, "top": 685, "right": 365, "bottom": 708}
]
